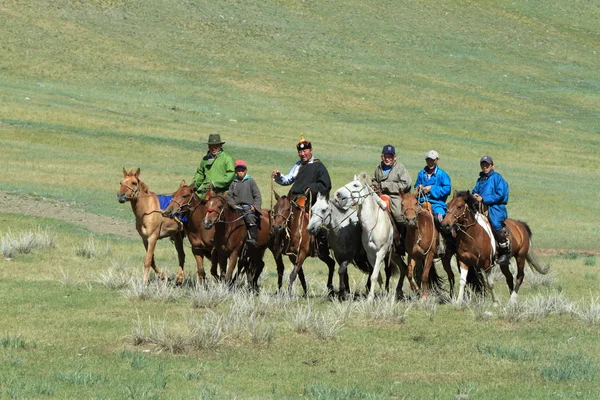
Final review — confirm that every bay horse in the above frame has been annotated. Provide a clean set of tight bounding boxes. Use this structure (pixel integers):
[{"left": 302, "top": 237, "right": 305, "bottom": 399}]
[
  {"left": 400, "top": 191, "right": 453, "bottom": 300},
  {"left": 201, "top": 192, "right": 286, "bottom": 293},
  {"left": 117, "top": 168, "right": 186, "bottom": 285},
  {"left": 162, "top": 181, "right": 217, "bottom": 284},
  {"left": 306, "top": 192, "right": 374, "bottom": 299},
  {"left": 271, "top": 191, "right": 336, "bottom": 296},
  {"left": 441, "top": 190, "right": 549, "bottom": 304},
  {"left": 335, "top": 173, "right": 403, "bottom": 301}
]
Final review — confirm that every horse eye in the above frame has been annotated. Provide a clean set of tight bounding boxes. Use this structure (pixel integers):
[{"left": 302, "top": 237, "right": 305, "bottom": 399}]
[{"left": 132, "top": 181, "right": 137, "bottom": 186}]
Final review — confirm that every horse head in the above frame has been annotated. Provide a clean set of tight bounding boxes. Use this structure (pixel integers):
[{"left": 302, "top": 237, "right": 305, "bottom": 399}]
[
  {"left": 307, "top": 192, "right": 331, "bottom": 235},
  {"left": 164, "top": 180, "right": 195, "bottom": 218},
  {"left": 401, "top": 192, "right": 419, "bottom": 227},
  {"left": 335, "top": 172, "right": 370, "bottom": 206},
  {"left": 271, "top": 191, "right": 291, "bottom": 235},
  {"left": 441, "top": 190, "right": 473, "bottom": 234},
  {"left": 117, "top": 167, "right": 144, "bottom": 203},
  {"left": 202, "top": 193, "right": 226, "bottom": 230}
]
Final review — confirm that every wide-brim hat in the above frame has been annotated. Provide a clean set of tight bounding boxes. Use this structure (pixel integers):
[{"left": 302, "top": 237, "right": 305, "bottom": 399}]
[{"left": 207, "top": 133, "right": 225, "bottom": 145}]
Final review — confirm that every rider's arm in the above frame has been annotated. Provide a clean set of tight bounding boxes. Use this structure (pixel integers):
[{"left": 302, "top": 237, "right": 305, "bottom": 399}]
[{"left": 274, "top": 163, "right": 299, "bottom": 186}]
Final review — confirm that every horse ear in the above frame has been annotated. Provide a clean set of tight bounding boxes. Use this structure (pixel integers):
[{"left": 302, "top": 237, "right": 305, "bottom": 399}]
[
  {"left": 179, "top": 180, "right": 186, "bottom": 188},
  {"left": 453, "top": 190, "right": 458, "bottom": 198},
  {"left": 274, "top": 190, "right": 280, "bottom": 201},
  {"left": 122, "top": 167, "right": 127, "bottom": 177},
  {"left": 353, "top": 174, "right": 358, "bottom": 181},
  {"left": 135, "top": 168, "right": 141, "bottom": 178}
]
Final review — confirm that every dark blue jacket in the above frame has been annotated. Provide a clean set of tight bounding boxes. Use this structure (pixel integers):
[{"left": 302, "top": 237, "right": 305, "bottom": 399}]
[
  {"left": 414, "top": 166, "right": 451, "bottom": 216},
  {"left": 472, "top": 169, "right": 509, "bottom": 231}
]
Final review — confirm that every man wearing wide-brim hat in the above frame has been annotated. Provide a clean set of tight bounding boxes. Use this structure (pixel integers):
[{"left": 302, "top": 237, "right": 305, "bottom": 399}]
[{"left": 193, "top": 133, "right": 235, "bottom": 194}]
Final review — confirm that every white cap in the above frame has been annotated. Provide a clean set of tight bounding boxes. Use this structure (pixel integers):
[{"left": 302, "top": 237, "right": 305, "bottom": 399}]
[{"left": 425, "top": 150, "right": 439, "bottom": 160}]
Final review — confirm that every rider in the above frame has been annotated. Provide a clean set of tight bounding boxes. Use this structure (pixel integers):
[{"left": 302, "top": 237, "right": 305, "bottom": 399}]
[
  {"left": 472, "top": 155, "right": 511, "bottom": 266},
  {"left": 414, "top": 150, "right": 452, "bottom": 254},
  {"left": 371, "top": 144, "right": 412, "bottom": 248},
  {"left": 226, "top": 160, "right": 262, "bottom": 247},
  {"left": 193, "top": 133, "right": 235, "bottom": 195},
  {"left": 272, "top": 134, "right": 332, "bottom": 256}
]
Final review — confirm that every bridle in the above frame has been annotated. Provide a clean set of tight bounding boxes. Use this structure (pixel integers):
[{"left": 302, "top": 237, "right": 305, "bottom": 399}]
[{"left": 169, "top": 190, "right": 199, "bottom": 215}]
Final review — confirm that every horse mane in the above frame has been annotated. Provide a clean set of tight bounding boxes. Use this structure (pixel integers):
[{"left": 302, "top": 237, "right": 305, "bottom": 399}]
[
  {"left": 138, "top": 179, "right": 150, "bottom": 194},
  {"left": 456, "top": 190, "right": 477, "bottom": 210}
]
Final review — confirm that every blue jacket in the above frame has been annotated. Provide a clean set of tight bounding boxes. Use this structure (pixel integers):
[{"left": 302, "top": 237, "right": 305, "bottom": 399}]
[
  {"left": 414, "top": 166, "right": 451, "bottom": 216},
  {"left": 472, "top": 169, "right": 509, "bottom": 231}
]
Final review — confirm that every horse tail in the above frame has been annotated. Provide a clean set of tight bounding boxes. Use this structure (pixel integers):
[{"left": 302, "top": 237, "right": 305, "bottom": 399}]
[
  {"left": 517, "top": 221, "right": 550, "bottom": 275},
  {"left": 526, "top": 240, "right": 550, "bottom": 274}
]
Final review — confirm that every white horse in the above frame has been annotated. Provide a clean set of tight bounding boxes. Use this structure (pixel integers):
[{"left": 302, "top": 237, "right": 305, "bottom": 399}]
[
  {"left": 307, "top": 192, "right": 373, "bottom": 298},
  {"left": 335, "top": 172, "right": 396, "bottom": 301}
]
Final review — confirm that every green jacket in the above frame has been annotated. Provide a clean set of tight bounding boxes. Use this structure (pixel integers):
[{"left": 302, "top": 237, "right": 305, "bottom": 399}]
[{"left": 193, "top": 150, "right": 235, "bottom": 193}]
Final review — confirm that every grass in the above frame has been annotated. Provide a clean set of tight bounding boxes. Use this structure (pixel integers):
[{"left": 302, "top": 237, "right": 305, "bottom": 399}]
[{"left": 1, "top": 0, "right": 600, "bottom": 398}]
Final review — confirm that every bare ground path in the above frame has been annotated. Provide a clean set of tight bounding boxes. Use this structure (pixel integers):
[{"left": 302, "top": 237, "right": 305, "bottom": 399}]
[
  {"left": 0, "top": 190, "right": 138, "bottom": 239},
  {"left": 0, "top": 190, "right": 598, "bottom": 256}
]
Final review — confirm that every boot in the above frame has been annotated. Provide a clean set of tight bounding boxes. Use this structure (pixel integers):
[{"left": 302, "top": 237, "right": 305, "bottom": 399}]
[
  {"left": 495, "top": 227, "right": 511, "bottom": 266},
  {"left": 246, "top": 224, "right": 258, "bottom": 247}
]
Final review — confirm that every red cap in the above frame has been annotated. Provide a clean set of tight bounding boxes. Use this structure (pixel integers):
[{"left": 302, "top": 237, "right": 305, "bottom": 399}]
[{"left": 234, "top": 160, "right": 247, "bottom": 169}]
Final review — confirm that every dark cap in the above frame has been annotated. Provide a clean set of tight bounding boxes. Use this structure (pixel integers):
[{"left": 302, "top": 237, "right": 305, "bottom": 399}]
[
  {"left": 382, "top": 144, "right": 395, "bottom": 155},
  {"left": 207, "top": 134, "right": 225, "bottom": 145},
  {"left": 480, "top": 155, "right": 494, "bottom": 164},
  {"left": 297, "top": 133, "right": 312, "bottom": 151}
]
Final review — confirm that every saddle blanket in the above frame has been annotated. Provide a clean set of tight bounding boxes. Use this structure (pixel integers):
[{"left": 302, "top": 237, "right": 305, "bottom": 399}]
[
  {"left": 158, "top": 195, "right": 188, "bottom": 225},
  {"left": 475, "top": 212, "right": 495, "bottom": 258}
]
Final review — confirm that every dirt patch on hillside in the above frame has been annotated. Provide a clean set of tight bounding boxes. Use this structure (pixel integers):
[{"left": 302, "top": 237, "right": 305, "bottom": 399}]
[
  {"left": 0, "top": 190, "right": 599, "bottom": 256},
  {"left": 0, "top": 190, "right": 138, "bottom": 239}
]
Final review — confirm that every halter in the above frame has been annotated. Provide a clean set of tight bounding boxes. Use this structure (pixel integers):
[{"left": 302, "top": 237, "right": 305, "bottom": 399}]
[
  {"left": 119, "top": 181, "right": 140, "bottom": 200},
  {"left": 169, "top": 190, "right": 199, "bottom": 215}
]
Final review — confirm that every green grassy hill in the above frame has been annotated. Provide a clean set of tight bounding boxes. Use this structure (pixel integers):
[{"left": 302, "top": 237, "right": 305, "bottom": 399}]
[{"left": 1, "top": 0, "right": 599, "bottom": 248}]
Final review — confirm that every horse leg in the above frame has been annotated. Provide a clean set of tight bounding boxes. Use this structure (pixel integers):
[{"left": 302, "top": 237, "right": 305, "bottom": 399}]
[
  {"left": 510, "top": 256, "right": 526, "bottom": 303},
  {"left": 225, "top": 251, "right": 240, "bottom": 287},
  {"left": 143, "top": 237, "right": 164, "bottom": 284},
  {"left": 482, "top": 268, "right": 499, "bottom": 306},
  {"left": 210, "top": 249, "right": 219, "bottom": 280},
  {"left": 368, "top": 249, "right": 387, "bottom": 301},
  {"left": 192, "top": 249, "right": 206, "bottom": 285},
  {"left": 499, "top": 262, "right": 514, "bottom": 299},
  {"left": 456, "top": 262, "right": 469, "bottom": 304},
  {"left": 174, "top": 233, "right": 186, "bottom": 286},
  {"left": 275, "top": 253, "right": 285, "bottom": 294},
  {"left": 420, "top": 253, "right": 436, "bottom": 300},
  {"left": 393, "top": 253, "right": 408, "bottom": 300},
  {"left": 319, "top": 253, "right": 336, "bottom": 298},
  {"left": 407, "top": 257, "right": 420, "bottom": 294},
  {"left": 441, "top": 254, "right": 455, "bottom": 299},
  {"left": 338, "top": 261, "right": 348, "bottom": 300}
]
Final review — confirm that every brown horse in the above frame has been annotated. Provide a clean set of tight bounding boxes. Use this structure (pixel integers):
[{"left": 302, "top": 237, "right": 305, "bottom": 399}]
[
  {"left": 400, "top": 191, "right": 454, "bottom": 300},
  {"left": 163, "top": 181, "right": 217, "bottom": 284},
  {"left": 441, "top": 190, "right": 549, "bottom": 304},
  {"left": 117, "top": 168, "right": 186, "bottom": 285},
  {"left": 201, "top": 193, "right": 286, "bottom": 292},
  {"left": 271, "top": 191, "right": 336, "bottom": 296}
]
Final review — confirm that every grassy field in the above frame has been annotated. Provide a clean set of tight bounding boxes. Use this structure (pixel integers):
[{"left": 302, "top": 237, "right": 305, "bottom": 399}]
[{"left": 1, "top": 0, "right": 599, "bottom": 398}]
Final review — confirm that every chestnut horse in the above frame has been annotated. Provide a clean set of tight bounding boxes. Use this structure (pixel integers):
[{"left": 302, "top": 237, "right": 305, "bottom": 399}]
[
  {"left": 117, "top": 168, "right": 186, "bottom": 285},
  {"left": 400, "top": 191, "right": 453, "bottom": 300},
  {"left": 271, "top": 191, "right": 336, "bottom": 296},
  {"left": 202, "top": 192, "right": 285, "bottom": 292},
  {"left": 441, "top": 190, "right": 549, "bottom": 304},
  {"left": 163, "top": 182, "right": 217, "bottom": 284}
]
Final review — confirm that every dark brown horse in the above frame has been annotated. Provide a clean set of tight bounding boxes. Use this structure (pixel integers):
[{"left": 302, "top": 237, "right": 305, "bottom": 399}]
[
  {"left": 201, "top": 192, "right": 285, "bottom": 292},
  {"left": 400, "top": 191, "right": 453, "bottom": 300},
  {"left": 163, "top": 181, "right": 217, "bottom": 284},
  {"left": 117, "top": 168, "right": 186, "bottom": 285},
  {"left": 271, "top": 191, "right": 336, "bottom": 296},
  {"left": 441, "top": 190, "right": 549, "bottom": 304}
]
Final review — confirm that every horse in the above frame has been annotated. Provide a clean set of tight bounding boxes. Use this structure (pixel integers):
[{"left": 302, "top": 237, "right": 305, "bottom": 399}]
[
  {"left": 399, "top": 191, "right": 452, "bottom": 300},
  {"left": 306, "top": 192, "right": 374, "bottom": 299},
  {"left": 271, "top": 191, "right": 336, "bottom": 296},
  {"left": 335, "top": 172, "right": 403, "bottom": 301},
  {"left": 162, "top": 181, "right": 217, "bottom": 284},
  {"left": 201, "top": 192, "right": 286, "bottom": 293},
  {"left": 117, "top": 168, "right": 186, "bottom": 285},
  {"left": 441, "top": 190, "right": 550, "bottom": 304}
]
